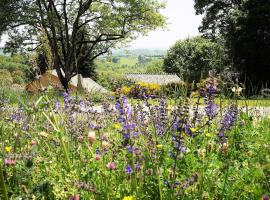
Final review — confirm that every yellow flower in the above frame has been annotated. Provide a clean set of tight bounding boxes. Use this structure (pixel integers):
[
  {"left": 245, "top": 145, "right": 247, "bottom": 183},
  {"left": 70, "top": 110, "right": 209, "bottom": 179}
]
[
  {"left": 205, "top": 132, "right": 212, "bottom": 137},
  {"left": 114, "top": 123, "right": 121, "bottom": 130},
  {"left": 121, "top": 86, "right": 131, "bottom": 95},
  {"left": 5, "top": 146, "right": 11, "bottom": 153},
  {"left": 102, "top": 141, "right": 111, "bottom": 149},
  {"left": 156, "top": 144, "right": 163, "bottom": 149},
  {"left": 123, "top": 196, "right": 133, "bottom": 200},
  {"left": 190, "top": 128, "right": 197, "bottom": 133}
]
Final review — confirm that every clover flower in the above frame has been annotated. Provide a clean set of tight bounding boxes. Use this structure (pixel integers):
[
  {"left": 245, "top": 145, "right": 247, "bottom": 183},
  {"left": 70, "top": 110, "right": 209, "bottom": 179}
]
[
  {"left": 69, "top": 195, "right": 80, "bottom": 200},
  {"left": 5, "top": 159, "right": 16, "bottom": 166},
  {"left": 106, "top": 162, "right": 116, "bottom": 170}
]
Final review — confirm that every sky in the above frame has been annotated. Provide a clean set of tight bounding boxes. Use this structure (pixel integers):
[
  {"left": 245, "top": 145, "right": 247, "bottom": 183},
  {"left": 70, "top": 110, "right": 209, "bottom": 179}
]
[
  {"left": 0, "top": 1, "right": 202, "bottom": 49},
  {"left": 129, "top": 0, "right": 202, "bottom": 49}
]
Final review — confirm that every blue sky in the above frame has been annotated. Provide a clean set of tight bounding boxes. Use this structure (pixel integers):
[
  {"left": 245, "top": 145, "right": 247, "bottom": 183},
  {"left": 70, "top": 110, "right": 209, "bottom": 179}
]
[
  {"left": 0, "top": 1, "right": 202, "bottom": 49},
  {"left": 130, "top": 0, "right": 202, "bottom": 49}
]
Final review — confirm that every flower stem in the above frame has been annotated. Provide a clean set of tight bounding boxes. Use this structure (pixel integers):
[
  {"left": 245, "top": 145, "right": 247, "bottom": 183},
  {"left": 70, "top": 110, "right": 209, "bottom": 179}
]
[{"left": 0, "top": 164, "right": 8, "bottom": 200}]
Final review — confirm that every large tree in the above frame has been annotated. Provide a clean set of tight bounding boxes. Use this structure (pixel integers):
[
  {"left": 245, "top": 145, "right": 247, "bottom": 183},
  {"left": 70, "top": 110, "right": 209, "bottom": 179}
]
[
  {"left": 0, "top": 0, "right": 166, "bottom": 89},
  {"left": 163, "top": 37, "right": 225, "bottom": 83},
  {"left": 194, "top": 0, "right": 270, "bottom": 92}
]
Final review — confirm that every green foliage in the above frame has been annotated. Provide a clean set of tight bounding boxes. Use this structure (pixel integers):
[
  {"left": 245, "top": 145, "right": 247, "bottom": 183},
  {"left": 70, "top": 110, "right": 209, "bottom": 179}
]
[
  {"left": 0, "top": 54, "right": 31, "bottom": 84},
  {"left": 194, "top": 0, "right": 270, "bottom": 92},
  {"left": 0, "top": 69, "right": 13, "bottom": 87},
  {"left": 163, "top": 37, "right": 225, "bottom": 83},
  {"left": 96, "top": 56, "right": 165, "bottom": 91},
  {"left": 145, "top": 59, "right": 164, "bottom": 73},
  {"left": 0, "top": 0, "right": 166, "bottom": 88},
  {"left": 0, "top": 91, "right": 269, "bottom": 199},
  {"left": 11, "top": 70, "right": 25, "bottom": 84}
]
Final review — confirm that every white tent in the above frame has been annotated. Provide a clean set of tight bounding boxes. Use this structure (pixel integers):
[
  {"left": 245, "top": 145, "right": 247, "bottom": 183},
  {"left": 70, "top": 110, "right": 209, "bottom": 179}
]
[{"left": 50, "top": 70, "right": 108, "bottom": 93}]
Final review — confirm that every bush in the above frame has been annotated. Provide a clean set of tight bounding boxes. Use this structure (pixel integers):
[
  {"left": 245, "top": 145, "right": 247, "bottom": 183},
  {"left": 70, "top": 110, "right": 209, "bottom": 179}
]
[
  {"left": 163, "top": 37, "right": 226, "bottom": 83},
  {"left": 0, "top": 69, "right": 13, "bottom": 87},
  {"left": 12, "top": 70, "right": 25, "bottom": 84},
  {"left": 119, "top": 81, "right": 161, "bottom": 99},
  {"left": 161, "top": 82, "right": 190, "bottom": 98}
]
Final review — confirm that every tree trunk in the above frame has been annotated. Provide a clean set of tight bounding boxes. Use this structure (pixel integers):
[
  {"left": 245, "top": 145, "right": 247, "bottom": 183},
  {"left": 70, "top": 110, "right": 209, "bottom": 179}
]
[{"left": 55, "top": 66, "right": 70, "bottom": 91}]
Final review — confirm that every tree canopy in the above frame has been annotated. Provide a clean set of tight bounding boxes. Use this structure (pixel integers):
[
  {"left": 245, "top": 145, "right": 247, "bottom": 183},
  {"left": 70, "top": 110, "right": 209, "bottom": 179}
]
[
  {"left": 0, "top": 0, "right": 166, "bottom": 89},
  {"left": 163, "top": 37, "right": 225, "bottom": 83},
  {"left": 194, "top": 0, "right": 270, "bottom": 91}
]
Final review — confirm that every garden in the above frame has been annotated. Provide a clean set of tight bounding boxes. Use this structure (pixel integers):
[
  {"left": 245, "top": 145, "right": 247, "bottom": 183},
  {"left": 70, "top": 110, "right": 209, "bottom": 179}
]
[
  {"left": 0, "top": 0, "right": 270, "bottom": 199},
  {"left": 0, "top": 74, "right": 269, "bottom": 199}
]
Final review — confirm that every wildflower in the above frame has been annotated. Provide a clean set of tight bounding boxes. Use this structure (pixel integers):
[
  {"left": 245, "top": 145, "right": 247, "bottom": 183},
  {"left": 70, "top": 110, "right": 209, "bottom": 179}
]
[
  {"left": 95, "top": 154, "right": 101, "bottom": 161},
  {"left": 88, "top": 131, "right": 96, "bottom": 145},
  {"left": 263, "top": 195, "right": 269, "bottom": 200},
  {"left": 31, "top": 140, "right": 37, "bottom": 146},
  {"left": 156, "top": 144, "right": 163, "bottom": 149},
  {"left": 134, "top": 163, "right": 140, "bottom": 171},
  {"left": 205, "top": 102, "right": 218, "bottom": 119},
  {"left": 5, "top": 146, "right": 11, "bottom": 153},
  {"left": 125, "top": 165, "right": 132, "bottom": 174},
  {"left": 114, "top": 123, "right": 121, "bottom": 130},
  {"left": 205, "top": 131, "right": 213, "bottom": 137},
  {"left": 106, "top": 162, "right": 116, "bottom": 170},
  {"left": 102, "top": 141, "right": 110, "bottom": 149},
  {"left": 4, "top": 159, "right": 16, "bottom": 166},
  {"left": 69, "top": 195, "right": 80, "bottom": 200},
  {"left": 133, "top": 147, "right": 141, "bottom": 155},
  {"left": 126, "top": 145, "right": 133, "bottom": 153},
  {"left": 190, "top": 127, "right": 197, "bottom": 133},
  {"left": 219, "top": 142, "right": 229, "bottom": 152},
  {"left": 218, "top": 104, "right": 238, "bottom": 142},
  {"left": 38, "top": 131, "right": 49, "bottom": 137},
  {"left": 123, "top": 196, "right": 133, "bottom": 200},
  {"left": 198, "top": 148, "right": 206, "bottom": 157},
  {"left": 232, "top": 86, "right": 243, "bottom": 96}
]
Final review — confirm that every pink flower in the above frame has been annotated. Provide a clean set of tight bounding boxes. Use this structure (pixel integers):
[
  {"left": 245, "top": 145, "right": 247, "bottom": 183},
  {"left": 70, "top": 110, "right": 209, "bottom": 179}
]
[
  {"left": 95, "top": 154, "right": 101, "bottom": 161},
  {"left": 106, "top": 162, "right": 116, "bottom": 170},
  {"left": 31, "top": 140, "right": 37, "bottom": 145},
  {"left": 4, "top": 159, "right": 16, "bottom": 166},
  {"left": 69, "top": 195, "right": 80, "bottom": 200}
]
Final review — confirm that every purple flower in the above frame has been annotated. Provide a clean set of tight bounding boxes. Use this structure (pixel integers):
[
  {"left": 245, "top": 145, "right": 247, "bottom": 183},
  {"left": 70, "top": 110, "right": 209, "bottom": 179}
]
[
  {"left": 218, "top": 104, "right": 238, "bottom": 142},
  {"left": 125, "top": 165, "right": 132, "bottom": 174},
  {"left": 126, "top": 145, "right": 133, "bottom": 153},
  {"left": 54, "top": 99, "right": 60, "bottom": 113},
  {"left": 134, "top": 163, "right": 140, "bottom": 171},
  {"left": 204, "top": 102, "right": 218, "bottom": 119}
]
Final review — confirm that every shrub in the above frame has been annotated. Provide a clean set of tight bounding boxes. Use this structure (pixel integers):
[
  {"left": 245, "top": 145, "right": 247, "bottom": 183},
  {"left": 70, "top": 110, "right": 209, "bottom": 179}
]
[
  {"left": 0, "top": 69, "right": 13, "bottom": 87},
  {"left": 12, "top": 70, "right": 25, "bottom": 84},
  {"left": 163, "top": 37, "right": 226, "bottom": 83},
  {"left": 119, "top": 81, "right": 161, "bottom": 99},
  {"left": 161, "top": 82, "right": 190, "bottom": 98}
]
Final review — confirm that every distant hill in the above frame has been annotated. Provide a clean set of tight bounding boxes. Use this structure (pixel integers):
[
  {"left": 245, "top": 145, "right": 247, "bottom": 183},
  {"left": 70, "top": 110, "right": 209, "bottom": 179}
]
[{"left": 112, "top": 48, "right": 167, "bottom": 57}]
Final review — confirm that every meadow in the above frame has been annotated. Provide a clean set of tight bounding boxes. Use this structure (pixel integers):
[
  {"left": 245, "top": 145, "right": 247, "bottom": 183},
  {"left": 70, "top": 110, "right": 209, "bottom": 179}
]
[{"left": 0, "top": 76, "right": 269, "bottom": 200}]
